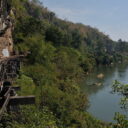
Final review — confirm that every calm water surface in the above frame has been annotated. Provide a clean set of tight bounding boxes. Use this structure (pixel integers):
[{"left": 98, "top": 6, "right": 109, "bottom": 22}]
[{"left": 81, "top": 64, "right": 128, "bottom": 122}]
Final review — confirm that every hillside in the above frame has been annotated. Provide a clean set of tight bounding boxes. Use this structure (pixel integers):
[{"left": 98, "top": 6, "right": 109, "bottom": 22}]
[
  {"left": 12, "top": 0, "right": 128, "bottom": 67},
  {"left": 1, "top": 0, "right": 128, "bottom": 128}
]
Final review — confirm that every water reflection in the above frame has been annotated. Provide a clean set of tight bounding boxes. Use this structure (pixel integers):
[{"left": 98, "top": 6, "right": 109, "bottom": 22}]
[{"left": 81, "top": 64, "right": 128, "bottom": 122}]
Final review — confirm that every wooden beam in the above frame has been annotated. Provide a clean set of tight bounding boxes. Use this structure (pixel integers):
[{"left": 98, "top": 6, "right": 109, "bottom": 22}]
[
  {"left": 0, "top": 93, "right": 10, "bottom": 120},
  {"left": 4, "top": 87, "right": 12, "bottom": 98},
  {"left": 9, "top": 96, "right": 35, "bottom": 106}
]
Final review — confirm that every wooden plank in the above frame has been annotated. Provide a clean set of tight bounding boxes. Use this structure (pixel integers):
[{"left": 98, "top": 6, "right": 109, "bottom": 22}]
[
  {"left": 4, "top": 87, "right": 12, "bottom": 98},
  {"left": 9, "top": 96, "right": 35, "bottom": 106}
]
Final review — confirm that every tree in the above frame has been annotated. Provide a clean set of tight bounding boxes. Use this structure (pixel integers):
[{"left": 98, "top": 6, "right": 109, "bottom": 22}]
[{"left": 45, "top": 25, "right": 65, "bottom": 46}]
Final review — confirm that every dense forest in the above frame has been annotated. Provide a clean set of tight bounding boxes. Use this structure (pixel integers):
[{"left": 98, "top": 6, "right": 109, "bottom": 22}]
[{"left": 1, "top": 0, "right": 128, "bottom": 128}]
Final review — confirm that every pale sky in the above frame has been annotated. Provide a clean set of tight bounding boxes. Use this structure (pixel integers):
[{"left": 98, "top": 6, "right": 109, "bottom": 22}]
[{"left": 41, "top": 0, "right": 128, "bottom": 41}]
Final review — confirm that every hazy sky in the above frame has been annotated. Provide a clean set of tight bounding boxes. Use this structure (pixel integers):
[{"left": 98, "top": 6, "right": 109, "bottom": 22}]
[{"left": 41, "top": 0, "right": 128, "bottom": 41}]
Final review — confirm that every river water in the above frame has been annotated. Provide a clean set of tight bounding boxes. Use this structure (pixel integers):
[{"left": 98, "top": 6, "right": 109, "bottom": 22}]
[{"left": 81, "top": 64, "right": 128, "bottom": 122}]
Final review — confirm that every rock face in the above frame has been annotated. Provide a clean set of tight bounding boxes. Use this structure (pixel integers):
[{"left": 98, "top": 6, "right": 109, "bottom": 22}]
[{"left": 0, "top": 0, "right": 13, "bottom": 57}]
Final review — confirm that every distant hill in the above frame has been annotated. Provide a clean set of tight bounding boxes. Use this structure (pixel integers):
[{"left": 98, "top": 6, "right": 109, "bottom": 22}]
[{"left": 11, "top": 0, "right": 128, "bottom": 67}]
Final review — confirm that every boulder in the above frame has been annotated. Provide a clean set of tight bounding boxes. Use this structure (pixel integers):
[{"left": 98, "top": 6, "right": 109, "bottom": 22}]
[{"left": 97, "top": 73, "right": 104, "bottom": 79}]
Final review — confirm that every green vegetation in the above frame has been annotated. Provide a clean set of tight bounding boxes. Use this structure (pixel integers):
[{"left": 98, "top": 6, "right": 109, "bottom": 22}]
[
  {"left": 1, "top": 106, "right": 59, "bottom": 128},
  {"left": 112, "top": 81, "right": 128, "bottom": 128},
  {"left": 1, "top": 0, "right": 128, "bottom": 128}
]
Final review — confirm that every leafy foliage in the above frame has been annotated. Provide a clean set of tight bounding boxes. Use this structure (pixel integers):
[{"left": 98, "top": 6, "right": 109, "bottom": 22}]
[
  {"left": 112, "top": 81, "right": 128, "bottom": 110},
  {"left": 2, "top": 0, "right": 128, "bottom": 128},
  {"left": 1, "top": 106, "right": 59, "bottom": 128},
  {"left": 112, "top": 81, "right": 128, "bottom": 127}
]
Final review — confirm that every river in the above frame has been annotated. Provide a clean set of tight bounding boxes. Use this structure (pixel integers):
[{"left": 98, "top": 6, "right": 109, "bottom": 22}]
[{"left": 81, "top": 64, "right": 128, "bottom": 122}]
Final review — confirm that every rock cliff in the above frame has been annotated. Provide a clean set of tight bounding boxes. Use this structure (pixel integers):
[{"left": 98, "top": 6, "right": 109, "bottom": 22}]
[{"left": 0, "top": 0, "right": 13, "bottom": 57}]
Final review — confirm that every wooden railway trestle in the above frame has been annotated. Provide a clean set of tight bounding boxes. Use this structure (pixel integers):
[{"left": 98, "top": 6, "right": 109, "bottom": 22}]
[
  {"left": 0, "top": 56, "right": 35, "bottom": 120},
  {"left": 0, "top": 0, "right": 35, "bottom": 121}
]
